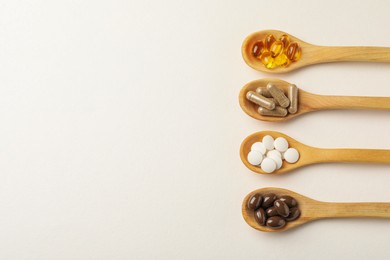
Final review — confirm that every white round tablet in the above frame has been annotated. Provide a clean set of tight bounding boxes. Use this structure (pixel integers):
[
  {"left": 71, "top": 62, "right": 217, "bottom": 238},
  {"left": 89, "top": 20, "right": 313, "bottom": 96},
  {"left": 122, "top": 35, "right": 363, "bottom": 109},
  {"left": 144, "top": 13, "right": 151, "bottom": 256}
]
[
  {"left": 268, "top": 155, "right": 282, "bottom": 169},
  {"left": 251, "top": 142, "right": 266, "bottom": 155},
  {"left": 274, "top": 137, "right": 289, "bottom": 152},
  {"left": 262, "top": 135, "right": 274, "bottom": 150},
  {"left": 267, "top": 149, "right": 281, "bottom": 158},
  {"left": 284, "top": 148, "right": 299, "bottom": 163},
  {"left": 260, "top": 157, "right": 276, "bottom": 173},
  {"left": 247, "top": 150, "right": 263, "bottom": 165}
]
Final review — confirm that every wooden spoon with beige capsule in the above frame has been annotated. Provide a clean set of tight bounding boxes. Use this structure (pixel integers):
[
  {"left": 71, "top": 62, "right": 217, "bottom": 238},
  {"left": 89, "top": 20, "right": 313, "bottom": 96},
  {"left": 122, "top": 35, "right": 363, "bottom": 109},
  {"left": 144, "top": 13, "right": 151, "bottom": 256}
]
[
  {"left": 240, "top": 131, "right": 390, "bottom": 175},
  {"left": 242, "top": 29, "right": 390, "bottom": 73},
  {"left": 239, "top": 79, "right": 390, "bottom": 122},
  {"left": 243, "top": 187, "right": 390, "bottom": 232}
]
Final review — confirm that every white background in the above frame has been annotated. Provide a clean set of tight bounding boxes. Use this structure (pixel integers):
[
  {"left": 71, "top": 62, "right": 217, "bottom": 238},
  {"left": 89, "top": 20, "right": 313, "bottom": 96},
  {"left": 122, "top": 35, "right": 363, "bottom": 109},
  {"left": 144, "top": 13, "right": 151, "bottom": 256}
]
[{"left": 1, "top": 0, "right": 390, "bottom": 259}]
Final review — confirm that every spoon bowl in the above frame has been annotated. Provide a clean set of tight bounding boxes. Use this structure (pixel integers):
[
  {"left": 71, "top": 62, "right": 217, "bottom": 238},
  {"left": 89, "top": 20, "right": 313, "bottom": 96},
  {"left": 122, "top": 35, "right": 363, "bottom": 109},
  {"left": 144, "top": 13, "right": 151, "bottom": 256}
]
[
  {"left": 242, "top": 29, "right": 390, "bottom": 73},
  {"left": 243, "top": 187, "right": 390, "bottom": 232},
  {"left": 240, "top": 131, "right": 390, "bottom": 174},
  {"left": 239, "top": 79, "right": 390, "bottom": 122},
  {"left": 242, "top": 30, "right": 312, "bottom": 73},
  {"left": 242, "top": 187, "right": 320, "bottom": 232},
  {"left": 239, "top": 78, "right": 310, "bottom": 122},
  {"left": 240, "top": 131, "right": 313, "bottom": 174}
]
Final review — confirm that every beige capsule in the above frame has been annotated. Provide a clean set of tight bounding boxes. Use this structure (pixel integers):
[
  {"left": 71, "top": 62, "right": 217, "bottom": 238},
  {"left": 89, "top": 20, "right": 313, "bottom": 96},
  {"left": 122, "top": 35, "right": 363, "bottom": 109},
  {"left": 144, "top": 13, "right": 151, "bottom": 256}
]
[
  {"left": 288, "top": 84, "right": 298, "bottom": 114},
  {"left": 255, "top": 87, "right": 272, "bottom": 98},
  {"left": 267, "top": 83, "right": 290, "bottom": 108},
  {"left": 258, "top": 106, "right": 288, "bottom": 117},
  {"left": 246, "top": 91, "right": 276, "bottom": 110}
]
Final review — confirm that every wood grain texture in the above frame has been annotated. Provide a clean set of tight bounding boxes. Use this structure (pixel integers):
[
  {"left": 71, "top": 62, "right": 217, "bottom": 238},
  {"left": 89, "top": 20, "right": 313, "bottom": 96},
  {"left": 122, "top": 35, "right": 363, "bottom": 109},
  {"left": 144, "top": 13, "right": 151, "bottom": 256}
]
[
  {"left": 242, "top": 188, "right": 390, "bottom": 232},
  {"left": 242, "top": 29, "right": 390, "bottom": 73},
  {"left": 240, "top": 131, "right": 390, "bottom": 175},
  {"left": 239, "top": 78, "right": 390, "bottom": 122}
]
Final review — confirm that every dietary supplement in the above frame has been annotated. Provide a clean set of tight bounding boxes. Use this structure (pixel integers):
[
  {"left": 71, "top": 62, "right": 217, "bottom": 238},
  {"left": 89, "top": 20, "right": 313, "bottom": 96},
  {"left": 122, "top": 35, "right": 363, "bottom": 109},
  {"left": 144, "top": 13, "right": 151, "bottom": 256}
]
[
  {"left": 246, "top": 84, "right": 299, "bottom": 117},
  {"left": 255, "top": 87, "right": 272, "bottom": 98},
  {"left": 251, "top": 34, "right": 302, "bottom": 69},
  {"left": 246, "top": 91, "right": 275, "bottom": 110},
  {"left": 246, "top": 135, "right": 300, "bottom": 173},
  {"left": 267, "top": 84, "right": 290, "bottom": 108},
  {"left": 247, "top": 192, "right": 301, "bottom": 229},
  {"left": 288, "top": 84, "right": 298, "bottom": 114},
  {"left": 258, "top": 106, "right": 288, "bottom": 117}
]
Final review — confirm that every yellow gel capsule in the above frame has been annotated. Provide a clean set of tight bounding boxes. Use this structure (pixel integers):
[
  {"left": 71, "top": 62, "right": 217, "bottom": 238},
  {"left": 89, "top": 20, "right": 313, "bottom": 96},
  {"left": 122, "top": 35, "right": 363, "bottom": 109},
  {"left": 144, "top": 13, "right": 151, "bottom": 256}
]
[
  {"left": 264, "top": 34, "right": 276, "bottom": 50},
  {"left": 286, "top": 42, "right": 302, "bottom": 62},
  {"left": 274, "top": 53, "right": 290, "bottom": 67},
  {"left": 270, "top": 41, "right": 284, "bottom": 57},
  {"left": 252, "top": 41, "right": 265, "bottom": 57},
  {"left": 293, "top": 46, "right": 302, "bottom": 61},
  {"left": 279, "top": 34, "right": 290, "bottom": 49},
  {"left": 260, "top": 52, "right": 276, "bottom": 69}
]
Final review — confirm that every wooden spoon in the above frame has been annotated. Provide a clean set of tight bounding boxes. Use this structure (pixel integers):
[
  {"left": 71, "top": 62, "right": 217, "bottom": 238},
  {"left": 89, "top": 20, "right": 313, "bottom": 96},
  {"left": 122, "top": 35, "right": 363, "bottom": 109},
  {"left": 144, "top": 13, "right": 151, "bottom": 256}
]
[
  {"left": 240, "top": 131, "right": 390, "bottom": 174},
  {"left": 242, "top": 29, "right": 390, "bottom": 73},
  {"left": 239, "top": 78, "right": 390, "bottom": 122},
  {"left": 243, "top": 187, "right": 390, "bottom": 232}
]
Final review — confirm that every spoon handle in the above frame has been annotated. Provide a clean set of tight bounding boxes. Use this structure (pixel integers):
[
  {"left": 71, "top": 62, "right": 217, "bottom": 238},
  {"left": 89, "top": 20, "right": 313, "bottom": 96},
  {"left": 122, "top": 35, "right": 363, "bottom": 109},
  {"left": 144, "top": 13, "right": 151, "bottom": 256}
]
[
  {"left": 320, "top": 202, "right": 390, "bottom": 218},
  {"left": 312, "top": 148, "right": 390, "bottom": 164},
  {"left": 319, "top": 46, "right": 390, "bottom": 63},
  {"left": 309, "top": 95, "right": 390, "bottom": 111}
]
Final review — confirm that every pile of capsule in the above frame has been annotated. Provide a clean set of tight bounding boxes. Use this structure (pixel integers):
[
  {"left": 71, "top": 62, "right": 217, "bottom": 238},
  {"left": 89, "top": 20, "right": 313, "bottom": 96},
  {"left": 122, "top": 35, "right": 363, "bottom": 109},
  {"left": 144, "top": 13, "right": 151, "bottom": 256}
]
[
  {"left": 246, "top": 83, "right": 298, "bottom": 117},
  {"left": 252, "top": 34, "right": 302, "bottom": 69},
  {"left": 247, "top": 193, "right": 300, "bottom": 230},
  {"left": 247, "top": 135, "right": 300, "bottom": 173}
]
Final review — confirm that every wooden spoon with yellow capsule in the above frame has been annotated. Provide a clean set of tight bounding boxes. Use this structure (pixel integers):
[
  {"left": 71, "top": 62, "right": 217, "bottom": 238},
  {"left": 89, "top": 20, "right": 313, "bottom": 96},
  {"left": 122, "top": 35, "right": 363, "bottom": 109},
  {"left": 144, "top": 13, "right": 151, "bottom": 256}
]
[
  {"left": 240, "top": 131, "right": 390, "bottom": 175},
  {"left": 242, "top": 29, "right": 390, "bottom": 73},
  {"left": 239, "top": 78, "right": 390, "bottom": 122},
  {"left": 243, "top": 187, "right": 390, "bottom": 233}
]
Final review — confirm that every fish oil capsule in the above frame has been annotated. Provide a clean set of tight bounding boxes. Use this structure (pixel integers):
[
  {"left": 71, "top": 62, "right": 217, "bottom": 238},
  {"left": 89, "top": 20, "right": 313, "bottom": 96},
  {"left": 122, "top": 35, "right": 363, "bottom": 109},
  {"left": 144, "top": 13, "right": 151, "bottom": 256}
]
[
  {"left": 270, "top": 41, "right": 284, "bottom": 57},
  {"left": 267, "top": 83, "right": 290, "bottom": 108},
  {"left": 286, "top": 42, "right": 302, "bottom": 61},
  {"left": 288, "top": 84, "right": 298, "bottom": 114},
  {"left": 258, "top": 106, "right": 288, "bottom": 117},
  {"left": 260, "top": 52, "right": 276, "bottom": 69},
  {"left": 252, "top": 41, "right": 265, "bottom": 57},
  {"left": 279, "top": 34, "right": 290, "bottom": 48},
  {"left": 274, "top": 53, "right": 290, "bottom": 67},
  {"left": 246, "top": 91, "right": 276, "bottom": 110},
  {"left": 255, "top": 87, "right": 272, "bottom": 98},
  {"left": 264, "top": 34, "right": 276, "bottom": 50}
]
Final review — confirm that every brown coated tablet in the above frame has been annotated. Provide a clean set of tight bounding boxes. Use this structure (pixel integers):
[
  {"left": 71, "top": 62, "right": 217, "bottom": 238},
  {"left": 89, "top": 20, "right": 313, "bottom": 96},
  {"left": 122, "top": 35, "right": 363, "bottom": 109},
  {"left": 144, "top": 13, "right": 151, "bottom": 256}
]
[
  {"left": 247, "top": 193, "right": 263, "bottom": 210},
  {"left": 262, "top": 193, "right": 277, "bottom": 208},
  {"left": 274, "top": 200, "right": 290, "bottom": 218},
  {"left": 266, "top": 216, "right": 286, "bottom": 229}
]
